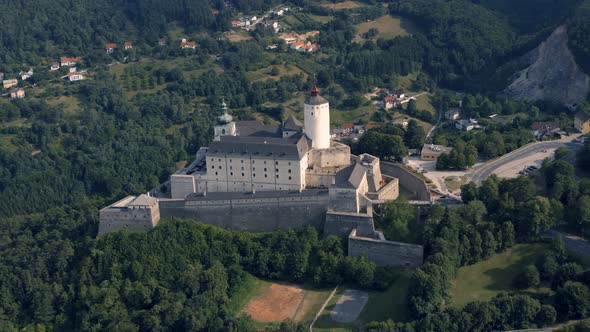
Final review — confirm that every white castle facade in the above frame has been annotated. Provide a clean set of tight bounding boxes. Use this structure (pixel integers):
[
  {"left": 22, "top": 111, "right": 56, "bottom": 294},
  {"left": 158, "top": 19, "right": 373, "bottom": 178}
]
[{"left": 170, "top": 86, "right": 353, "bottom": 198}]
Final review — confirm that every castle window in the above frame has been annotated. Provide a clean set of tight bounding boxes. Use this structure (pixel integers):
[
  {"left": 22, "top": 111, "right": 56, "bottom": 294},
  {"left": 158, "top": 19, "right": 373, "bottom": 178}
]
[
  {"left": 215, "top": 172, "right": 218, "bottom": 176},
  {"left": 218, "top": 158, "right": 221, "bottom": 162},
  {"left": 222, "top": 129, "right": 226, "bottom": 134},
  {"left": 230, "top": 166, "right": 233, "bottom": 170},
  {"left": 275, "top": 161, "right": 278, "bottom": 165},
  {"left": 288, "top": 162, "right": 291, "bottom": 166},
  {"left": 265, "top": 174, "right": 267, "bottom": 178},
  {"left": 219, "top": 166, "right": 222, "bottom": 169},
  {"left": 264, "top": 168, "right": 267, "bottom": 171},
  {"left": 230, "top": 172, "right": 233, "bottom": 176},
  {"left": 264, "top": 161, "right": 267, "bottom": 164},
  {"left": 289, "top": 176, "right": 292, "bottom": 180},
  {"left": 311, "top": 112, "right": 314, "bottom": 116},
  {"left": 275, "top": 169, "right": 279, "bottom": 172},
  {"left": 253, "top": 173, "right": 256, "bottom": 177},
  {"left": 242, "top": 173, "right": 245, "bottom": 176},
  {"left": 211, "top": 165, "right": 214, "bottom": 169},
  {"left": 288, "top": 169, "right": 291, "bottom": 173},
  {"left": 229, "top": 159, "right": 232, "bottom": 162},
  {"left": 241, "top": 167, "right": 244, "bottom": 170},
  {"left": 276, "top": 175, "right": 279, "bottom": 179},
  {"left": 252, "top": 160, "right": 255, "bottom": 164}
]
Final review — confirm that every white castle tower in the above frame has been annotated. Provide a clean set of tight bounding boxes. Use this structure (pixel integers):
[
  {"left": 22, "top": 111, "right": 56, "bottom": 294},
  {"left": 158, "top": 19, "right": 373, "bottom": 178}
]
[
  {"left": 213, "top": 99, "right": 236, "bottom": 140},
  {"left": 304, "top": 85, "right": 330, "bottom": 149}
]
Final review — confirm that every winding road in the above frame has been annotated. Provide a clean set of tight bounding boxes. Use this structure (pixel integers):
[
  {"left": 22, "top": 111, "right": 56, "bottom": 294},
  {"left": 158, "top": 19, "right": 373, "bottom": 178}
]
[{"left": 468, "top": 135, "right": 581, "bottom": 185}]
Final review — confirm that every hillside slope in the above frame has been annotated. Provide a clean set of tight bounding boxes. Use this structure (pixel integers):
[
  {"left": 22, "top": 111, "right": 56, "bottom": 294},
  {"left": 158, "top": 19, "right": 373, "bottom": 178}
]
[{"left": 503, "top": 25, "right": 590, "bottom": 108}]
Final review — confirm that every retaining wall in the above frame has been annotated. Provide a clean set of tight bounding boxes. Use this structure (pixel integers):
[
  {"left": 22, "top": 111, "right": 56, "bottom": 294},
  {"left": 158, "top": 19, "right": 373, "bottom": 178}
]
[
  {"left": 348, "top": 229, "right": 424, "bottom": 267},
  {"left": 381, "top": 162, "right": 430, "bottom": 201}
]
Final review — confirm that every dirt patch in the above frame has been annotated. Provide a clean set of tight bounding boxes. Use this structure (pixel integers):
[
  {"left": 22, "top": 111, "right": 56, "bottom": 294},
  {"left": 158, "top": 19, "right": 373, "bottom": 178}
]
[
  {"left": 225, "top": 31, "right": 253, "bottom": 43},
  {"left": 243, "top": 283, "right": 305, "bottom": 322}
]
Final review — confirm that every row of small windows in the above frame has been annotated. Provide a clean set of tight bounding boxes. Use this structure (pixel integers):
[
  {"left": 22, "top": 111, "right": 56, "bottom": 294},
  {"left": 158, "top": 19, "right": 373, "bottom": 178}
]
[
  {"left": 210, "top": 158, "right": 292, "bottom": 166},
  {"left": 213, "top": 172, "right": 292, "bottom": 180}
]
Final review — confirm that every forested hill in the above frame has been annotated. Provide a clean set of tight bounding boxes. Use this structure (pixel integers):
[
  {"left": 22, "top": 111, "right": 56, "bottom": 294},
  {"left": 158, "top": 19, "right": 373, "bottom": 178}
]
[{"left": 0, "top": 0, "right": 221, "bottom": 63}]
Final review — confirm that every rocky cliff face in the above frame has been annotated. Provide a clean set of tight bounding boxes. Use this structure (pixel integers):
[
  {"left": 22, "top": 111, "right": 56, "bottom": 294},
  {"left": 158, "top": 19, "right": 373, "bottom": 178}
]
[{"left": 503, "top": 25, "right": 590, "bottom": 108}]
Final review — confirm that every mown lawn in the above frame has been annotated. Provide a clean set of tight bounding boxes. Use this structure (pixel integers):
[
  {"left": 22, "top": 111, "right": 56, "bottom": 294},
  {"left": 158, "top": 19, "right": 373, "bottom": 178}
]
[
  {"left": 314, "top": 269, "right": 413, "bottom": 332},
  {"left": 450, "top": 243, "right": 552, "bottom": 308}
]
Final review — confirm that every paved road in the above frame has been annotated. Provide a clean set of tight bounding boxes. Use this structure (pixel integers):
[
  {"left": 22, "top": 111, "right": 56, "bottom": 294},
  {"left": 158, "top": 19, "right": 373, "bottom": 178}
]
[
  {"left": 468, "top": 136, "right": 581, "bottom": 185},
  {"left": 546, "top": 230, "right": 590, "bottom": 259}
]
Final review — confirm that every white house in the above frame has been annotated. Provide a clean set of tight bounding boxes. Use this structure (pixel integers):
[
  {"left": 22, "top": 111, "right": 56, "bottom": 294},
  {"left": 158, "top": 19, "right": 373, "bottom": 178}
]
[{"left": 50, "top": 62, "right": 60, "bottom": 71}]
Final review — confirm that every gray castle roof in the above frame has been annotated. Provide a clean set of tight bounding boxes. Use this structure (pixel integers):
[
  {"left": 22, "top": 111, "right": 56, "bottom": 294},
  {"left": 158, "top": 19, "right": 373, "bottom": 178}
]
[
  {"left": 305, "top": 94, "right": 328, "bottom": 106},
  {"left": 235, "top": 120, "right": 281, "bottom": 137},
  {"left": 129, "top": 194, "right": 157, "bottom": 207},
  {"left": 335, "top": 163, "right": 366, "bottom": 189},
  {"left": 283, "top": 115, "right": 303, "bottom": 131},
  {"left": 208, "top": 135, "right": 310, "bottom": 160}
]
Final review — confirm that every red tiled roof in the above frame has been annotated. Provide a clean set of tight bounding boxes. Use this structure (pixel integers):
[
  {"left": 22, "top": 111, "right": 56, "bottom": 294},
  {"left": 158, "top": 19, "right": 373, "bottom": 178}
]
[
  {"left": 60, "top": 56, "right": 82, "bottom": 63},
  {"left": 124, "top": 42, "right": 132, "bottom": 47},
  {"left": 181, "top": 41, "right": 196, "bottom": 47},
  {"left": 384, "top": 95, "right": 397, "bottom": 103},
  {"left": 105, "top": 43, "right": 117, "bottom": 49},
  {"left": 342, "top": 123, "right": 354, "bottom": 130}
]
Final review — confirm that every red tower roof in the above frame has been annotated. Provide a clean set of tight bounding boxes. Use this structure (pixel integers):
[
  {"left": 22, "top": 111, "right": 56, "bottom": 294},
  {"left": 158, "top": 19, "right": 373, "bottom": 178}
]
[{"left": 311, "top": 85, "right": 319, "bottom": 96}]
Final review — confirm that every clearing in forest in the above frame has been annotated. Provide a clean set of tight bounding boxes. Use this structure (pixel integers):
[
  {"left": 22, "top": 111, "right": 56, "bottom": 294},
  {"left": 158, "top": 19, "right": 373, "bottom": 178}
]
[
  {"left": 320, "top": 1, "right": 363, "bottom": 10},
  {"left": 354, "top": 15, "right": 417, "bottom": 43},
  {"left": 243, "top": 283, "right": 304, "bottom": 321},
  {"left": 450, "top": 243, "right": 551, "bottom": 307}
]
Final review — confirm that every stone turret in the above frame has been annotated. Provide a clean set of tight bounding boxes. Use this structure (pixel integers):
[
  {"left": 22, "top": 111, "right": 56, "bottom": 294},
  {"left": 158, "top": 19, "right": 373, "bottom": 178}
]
[
  {"left": 214, "top": 99, "right": 236, "bottom": 140},
  {"left": 304, "top": 86, "right": 330, "bottom": 149}
]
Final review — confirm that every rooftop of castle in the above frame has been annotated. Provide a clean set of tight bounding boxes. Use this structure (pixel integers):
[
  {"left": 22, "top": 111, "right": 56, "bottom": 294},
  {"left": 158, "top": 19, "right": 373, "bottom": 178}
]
[{"left": 305, "top": 85, "right": 328, "bottom": 105}]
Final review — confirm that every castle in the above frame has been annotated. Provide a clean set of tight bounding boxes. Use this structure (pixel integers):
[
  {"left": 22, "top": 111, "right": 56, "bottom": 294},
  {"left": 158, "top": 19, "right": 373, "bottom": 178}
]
[{"left": 99, "top": 87, "right": 424, "bottom": 267}]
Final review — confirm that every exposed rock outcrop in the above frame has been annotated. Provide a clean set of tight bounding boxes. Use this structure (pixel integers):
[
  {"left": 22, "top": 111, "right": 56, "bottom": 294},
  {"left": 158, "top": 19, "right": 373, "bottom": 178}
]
[{"left": 503, "top": 25, "right": 590, "bottom": 108}]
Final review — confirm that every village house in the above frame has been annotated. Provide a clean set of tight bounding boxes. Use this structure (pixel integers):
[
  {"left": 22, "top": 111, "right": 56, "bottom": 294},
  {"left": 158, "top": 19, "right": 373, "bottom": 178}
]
[
  {"left": 262, "top": 20, "right": 280, "bottom": 33},
  {"left": 9, "top": 87, "right": 25, "bottom": 99},
  {"left": 531, "top": 121, "right": 561, "bottom": 139},
  {"left": 393, "top": 118, "right": 409, "bottom": 129},
  {"left": 181, "top": 41, "right": 197, "bottom": 49},
  {"left": 342, "top": 123, "right": 354, "bottom": 135},
  {"left": 271, "top": 5, "right": 289, "bottom": 16},
  {"left": 383, "top": 95, "right": 398, "bottom": 109},
  {"left": 290, "top": 40, "right": 318, "bottom": 52},
  {"left": 354, "top": 124, "right": 365, "bottom": 134},
  {"left": 420, "top": 144, "right": 452, "bottom": 161},
  {"left": 62, "top": 67, "right": 85, "bottom": 81},
  {"left": 3, "top": 79, "right": 18, "bottom": 89},
  {"left": 158, "top": 38, "right": 167, "bottom": 46},
  {"left": 50, "top": 62, "right": 60, "bottom": 71},
  {"left": 575, "top": 111, "right": 590, "bottom": 134},
  {"left": 124, "top": 41, "right": 133, "bottom": 50},
  {"left": 455, "top": 119, "right": 481, "bottom": 131},
  {"left": 105, "top": 43, "right": 117, "bottom": 53},
  {"left": 445, "top": 108, "right": 461, "bottom": 120},
  {"left": 60, "top": 56, "right": 82, "bottom": 67},
  {"left": 19, "top": 67, "right": 33, "bottom": 80}
]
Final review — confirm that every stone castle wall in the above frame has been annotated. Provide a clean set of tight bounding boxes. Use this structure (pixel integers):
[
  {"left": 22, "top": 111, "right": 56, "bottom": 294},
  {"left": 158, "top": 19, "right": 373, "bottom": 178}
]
[
  {"left": 98, "top": 206, "right": 159, "bottom": 237},
  {"left": 324, "top": 210, "right": 375, "bottom": 238},
  {"left": 159, "top": 192, "right": 330, "bottom": 232},
  {"left": 348, "top": 229, "right": 424, "bottom": 267}
]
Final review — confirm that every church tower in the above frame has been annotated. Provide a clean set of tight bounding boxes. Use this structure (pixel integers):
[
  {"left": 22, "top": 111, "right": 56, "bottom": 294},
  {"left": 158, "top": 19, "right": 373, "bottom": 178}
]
[
  {"left": 214, "top": 99, "right": 236, "bottom": 141},
  {"left": 304, "top": 85, "right": 330, "bottom": 149}
]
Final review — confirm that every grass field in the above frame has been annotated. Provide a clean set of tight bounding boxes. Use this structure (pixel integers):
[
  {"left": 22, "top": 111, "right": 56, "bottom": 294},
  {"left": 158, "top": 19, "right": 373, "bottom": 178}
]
[
  {"left": 314, "top": 269, "right": 413, "bottom": 331},
  {"left": 320, "top": 1, "right": 363, "bottom": 10},
  {"left": 245, "top": 64, "right": 306, "bottom": 82},
  {"left": 44, "top": 95, "right": 81, "bottom": 115},
  {"left": 225, "top": 31, "right": 254, "bottom": 43},
  {"left": 0, "top": 134, "right": 18, "bottom": 152},
  {"left": 444, "top": 176, "right": 468, "bottom": 192},
  {"left": 353, "top": 15, "right": 417, "bottom": 43},
  {"left": 450, "top": 243, "right": 552, "bottom": 308}
]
